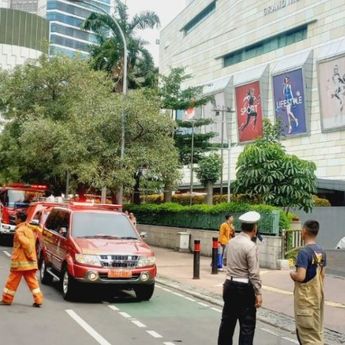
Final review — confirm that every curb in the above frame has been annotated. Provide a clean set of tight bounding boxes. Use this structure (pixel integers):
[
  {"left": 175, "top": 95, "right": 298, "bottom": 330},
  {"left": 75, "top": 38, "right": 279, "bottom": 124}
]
[{"left": 156, "top": 276, "right": 345, "bottom": 345}]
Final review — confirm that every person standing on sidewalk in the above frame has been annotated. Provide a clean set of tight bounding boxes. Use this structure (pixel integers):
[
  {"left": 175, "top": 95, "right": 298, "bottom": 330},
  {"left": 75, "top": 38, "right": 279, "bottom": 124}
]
[
  {"left": 218, "top": 211, "right": 262, "bottom": 345},
  {"left": 290, "top": 220, "right": 326, "bottom": 345},
  {"left": 218, "top": 214, "right": 235, "bottom": 269},
  {"left": 1, "top": 211, "right": 43, "bottom": 307}
]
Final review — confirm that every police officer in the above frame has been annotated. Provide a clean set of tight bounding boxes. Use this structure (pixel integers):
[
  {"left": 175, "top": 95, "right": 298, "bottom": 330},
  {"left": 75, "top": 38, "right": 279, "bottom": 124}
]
[{"left": 218, "top": 211, "right": 262, "bottom": 345}]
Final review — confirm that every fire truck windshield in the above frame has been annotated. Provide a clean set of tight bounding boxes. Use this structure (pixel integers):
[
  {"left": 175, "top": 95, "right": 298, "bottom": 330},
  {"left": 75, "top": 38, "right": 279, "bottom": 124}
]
[{"left": 2, "top": 190, "right": 45, "bottom": 208}]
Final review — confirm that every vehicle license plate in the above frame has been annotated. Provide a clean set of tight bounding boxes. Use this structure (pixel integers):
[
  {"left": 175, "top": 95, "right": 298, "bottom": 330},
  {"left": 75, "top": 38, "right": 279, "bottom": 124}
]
[{"left": 108, "top": 270, "right": 132, "bottom": 278}]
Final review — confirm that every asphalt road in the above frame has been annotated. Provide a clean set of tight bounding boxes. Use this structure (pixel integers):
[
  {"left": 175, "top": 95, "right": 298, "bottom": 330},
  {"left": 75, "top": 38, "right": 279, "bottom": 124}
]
[{"left": 0, "top": 243, "right": 300, "bottom": 345}]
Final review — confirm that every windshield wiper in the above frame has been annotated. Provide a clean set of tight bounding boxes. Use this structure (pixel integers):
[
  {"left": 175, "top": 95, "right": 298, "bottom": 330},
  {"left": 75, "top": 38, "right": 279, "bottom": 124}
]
[{"left": 119, "top": 236, "right": 138, "bottom": 240}]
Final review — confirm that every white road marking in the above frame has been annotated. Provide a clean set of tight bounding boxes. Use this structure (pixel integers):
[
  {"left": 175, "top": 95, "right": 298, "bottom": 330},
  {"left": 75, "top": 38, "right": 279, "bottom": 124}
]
[
  {"left": 262, "top": 285, "right": 292, "bottom": 295},
  {"left": 197, "top": 302, "right": 209, "bottom": 307},
  {"left": 161, "top": 287, "right": 172, "bottom": 293},
  {"left": 108, "top": 305, "right": 119, "bottom": 311},
  {"left": 2, "top": 251, "right": 11, "bottom": 258},
  {"left": 131, "top": 320, "right": 146, "bottom": 328},
  {"left": 211, "top": 307, "right": 222, "bottom": 313},
  {"left": 65, "top": 309, "right": 111, "bottom": 345},
  {"left": 146, "top": 330, "right": 163, "bottom": 338},
  {"left": 119, "top": 312, "right": 131, "bottom": 319},
  {"left": 263, "top": 285, "right": 345, "bottom": 308},
  {"left": 163, "top": 342, "right": 176, "bottom": 345},
  {"left": 172, "top": 292, "right": 184, "bottom": 297},
  {"left": 325, "top": 300, "right": 345, "bottom": 309},
  {"left": 183, "top": 296, "right": 196, "bottom": 302},
  {"left": 282, "top": 337, "right": 299, "bottom": 344},
  {"left": 260, "top": 327, "right": 279, "bottom": 337}
]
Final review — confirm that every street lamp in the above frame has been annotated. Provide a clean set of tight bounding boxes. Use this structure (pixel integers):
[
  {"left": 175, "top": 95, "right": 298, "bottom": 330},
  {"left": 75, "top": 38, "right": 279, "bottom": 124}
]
[
  {"left": 213, "top": 105, "right": 235, "bottom": 202},
  {"left": 69, "top": 0, "right": 128, "bottom": 204}
]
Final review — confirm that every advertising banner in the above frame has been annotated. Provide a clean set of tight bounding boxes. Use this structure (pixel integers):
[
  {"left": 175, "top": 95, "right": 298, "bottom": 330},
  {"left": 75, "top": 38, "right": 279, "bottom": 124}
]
[
  {"left": 318, "top": 55, "right": 345, "bottom": 131},
  {"left": 235, "top": 81, "right": 263, "bottom": 143},
  {"left": 273, "top": 68, "right": 307, "bottom": 136}
]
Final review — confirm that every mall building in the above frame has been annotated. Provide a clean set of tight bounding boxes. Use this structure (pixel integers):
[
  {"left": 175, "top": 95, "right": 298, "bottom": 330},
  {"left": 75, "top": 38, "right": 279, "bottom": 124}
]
[
  {"left": 0, "top": 8, "right": 49, "bottom": 69},
  {"left": 160, "top": 0, "right": 345, "bottom": 205}
]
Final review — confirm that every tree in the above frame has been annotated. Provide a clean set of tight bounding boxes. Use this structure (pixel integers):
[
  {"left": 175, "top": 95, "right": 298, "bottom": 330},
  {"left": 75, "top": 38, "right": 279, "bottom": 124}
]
[
  {"left": 159, "top": 67, "right": 215, "bottom": 201},
  {"left": 0, "top": 56, "right": 179, "bottom": 199},
  {"left": 196, "top": 153, "right": 222, "bottom": 205},
  {"left": 233, "top": 119, "right": 317, "bottom": 212},
  {"left": 82, "top": 0, "right": 159, "bottom": 91}
]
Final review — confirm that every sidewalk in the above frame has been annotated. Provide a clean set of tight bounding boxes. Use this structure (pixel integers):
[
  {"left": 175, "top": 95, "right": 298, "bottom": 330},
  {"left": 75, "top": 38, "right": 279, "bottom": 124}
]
[{"left": 153, "top": 246, "right": 345, "bottom": 336}]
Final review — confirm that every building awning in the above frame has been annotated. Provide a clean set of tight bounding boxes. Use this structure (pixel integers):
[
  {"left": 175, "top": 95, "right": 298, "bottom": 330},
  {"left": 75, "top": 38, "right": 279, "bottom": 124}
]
[
  {"left": 317, "top": 37, "right": 345, "bottom": 61},
  {"left": 317, "top": 179, "right": 345, "bottom": 192},
  {"left": 202, "top": 75, "right": 232, "bottom": 95},
  {"left": 272, "top": 50, "right": 312, "bottom": 74},
  {"left": 233, "top": 64, "right": 268, "bottom": 86}
]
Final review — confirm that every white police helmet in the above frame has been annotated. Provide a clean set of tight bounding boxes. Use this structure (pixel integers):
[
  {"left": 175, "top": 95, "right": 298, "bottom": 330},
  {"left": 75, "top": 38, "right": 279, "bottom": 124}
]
[{"left": 239, "top": 211, "right": 261, "bottom": 224}]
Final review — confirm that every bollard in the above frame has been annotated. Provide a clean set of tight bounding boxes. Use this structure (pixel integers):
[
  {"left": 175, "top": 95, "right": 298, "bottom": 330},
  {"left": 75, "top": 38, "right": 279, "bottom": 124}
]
[
  {"left": 211, "top": 237, "right": 218, "bottom": 274},
  {"left": 193, "top": 240, "right": 201, "bottom": 279}
]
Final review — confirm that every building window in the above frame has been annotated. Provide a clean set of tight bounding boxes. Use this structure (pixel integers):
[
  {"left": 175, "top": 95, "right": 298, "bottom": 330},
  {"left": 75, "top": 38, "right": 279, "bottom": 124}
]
[
  {"left": 181, "top": 1, "right": 216, "bottom": 35},
  {"left": 223, "top": 24, "right": 308, "bottom": 67}
]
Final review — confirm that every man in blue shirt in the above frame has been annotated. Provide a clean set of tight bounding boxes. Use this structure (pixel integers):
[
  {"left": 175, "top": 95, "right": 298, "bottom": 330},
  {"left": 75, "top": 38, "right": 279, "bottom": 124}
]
[{"left": 290, "top": 220, "right": 326, "bottom": 345}]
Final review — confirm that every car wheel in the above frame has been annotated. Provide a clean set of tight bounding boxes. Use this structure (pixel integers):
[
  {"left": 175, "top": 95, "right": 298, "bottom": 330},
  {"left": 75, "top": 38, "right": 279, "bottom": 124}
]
[
  {"left": 40, "top": 258, "right": 53, "bottom": 285},
  {"left": 60, "top": 266, "right": 77, "bottom": 301},
  {"left": 134, "top": 283, "right": 155, "bottom": 301}
]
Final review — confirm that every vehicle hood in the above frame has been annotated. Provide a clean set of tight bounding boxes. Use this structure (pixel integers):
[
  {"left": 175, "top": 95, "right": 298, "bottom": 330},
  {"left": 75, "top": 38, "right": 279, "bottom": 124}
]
[{"left": 73, "top": 238, "right": 153, "bottom": 256}]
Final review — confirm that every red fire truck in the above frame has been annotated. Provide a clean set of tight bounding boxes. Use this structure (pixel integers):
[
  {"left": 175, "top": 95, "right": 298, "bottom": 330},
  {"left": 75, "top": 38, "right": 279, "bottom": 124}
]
[{"left": 0, "top": 183, "right": 48, "bottom": 239}]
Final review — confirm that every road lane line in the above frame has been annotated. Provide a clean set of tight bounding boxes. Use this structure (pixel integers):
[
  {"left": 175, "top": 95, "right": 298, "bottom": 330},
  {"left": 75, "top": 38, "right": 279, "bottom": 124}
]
[
  {"left": 163, "top": 342, "right": 176, "bottom": 345},
  {"left": 197, "top": 302, "right": 209, "bottom": 307},
  {"left": 65, "top": 310, "right": 111, "bottom": 345},
  {"left": 2, "top": 251, "right": 11, "bottom": 258},
  {"left": 172, "top": 292, "right": 184, "bottom": 297},
  {"left": 108, "top": 305, "right": 120, "bottom": 311},
  {"left": 131, "top": 320, "right": 146, "bottom": 328},
  {"left": 263, "top": 285, "right": 345, "bottom": 308},
  {"left": 325, "top": 301, "right": 345, "bottom": 309},
  {"left": 260, "top": 327, "right": 279, "bottom": 337},
  {"left": 282, "top": 337, "right": 299, "bottom": 344},
  {"left": 262, "top": 285, "right": 292, "bottom": 295},
  {"left": 119, "top": 312, "right": 131, "bottom": 319},
  {"left": 211, "top": 307, "right": 222, "bottom": 313},
  {"left": 161, "top": 287, "right": 172, "bottom": 293},
  {"left": 146, "top": 330, "right": 163, "bottom": 338},
  {"left": 183, "top": 296, "right": 195, "bottom": 301}
]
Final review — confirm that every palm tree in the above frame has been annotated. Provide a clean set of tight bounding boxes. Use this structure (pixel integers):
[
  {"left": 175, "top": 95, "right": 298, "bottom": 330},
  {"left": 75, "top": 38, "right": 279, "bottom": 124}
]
[{"left": 83, "top": 0, "right": 160, "bottom": 91}]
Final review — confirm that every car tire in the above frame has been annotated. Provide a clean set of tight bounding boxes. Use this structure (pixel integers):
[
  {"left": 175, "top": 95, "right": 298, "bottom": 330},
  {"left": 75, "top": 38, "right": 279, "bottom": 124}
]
[
  {"left": 134, "top": 283, "right": 155, "bottom": 301},
  {"left": 60, "top": 266, "right": 77, "bottom": 301},
  {"left": 39, "top": 258, "right": 53, "bottom": 285}
]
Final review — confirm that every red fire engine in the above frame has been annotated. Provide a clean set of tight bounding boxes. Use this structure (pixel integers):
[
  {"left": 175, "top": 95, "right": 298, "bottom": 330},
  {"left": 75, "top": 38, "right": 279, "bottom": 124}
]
[{"left": 0, "top": 183, "right": 48, "bottom": 239}]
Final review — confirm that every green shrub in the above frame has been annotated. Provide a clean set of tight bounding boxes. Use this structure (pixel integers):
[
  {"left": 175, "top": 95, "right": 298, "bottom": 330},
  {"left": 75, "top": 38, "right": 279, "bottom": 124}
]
[
  {"left": 141, "top": 194, "right": 163, "bottom": 204},
  {"left": 124, "top": 202, "right": 290, "bottom": 235},
  {"left": 313, "top": 195, "right": 331, "bottom": 207},
  {"left": 172, "top": 194, "right": 205, "bottom": 205}
]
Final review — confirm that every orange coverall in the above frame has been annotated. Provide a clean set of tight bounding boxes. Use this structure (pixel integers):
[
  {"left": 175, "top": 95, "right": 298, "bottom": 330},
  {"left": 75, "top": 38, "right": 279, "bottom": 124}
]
[{"left": 2, "top": 222, "right": 43, "bottom": 305}]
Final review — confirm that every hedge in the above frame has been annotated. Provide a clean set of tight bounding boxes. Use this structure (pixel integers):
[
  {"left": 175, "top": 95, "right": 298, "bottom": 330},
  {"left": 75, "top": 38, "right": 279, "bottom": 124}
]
[
  {"left": 124, "top": 202, "right": 290, "bottom": 236},
  {"left": 140, "top": 193, "right": 331, "bottom": 207}
]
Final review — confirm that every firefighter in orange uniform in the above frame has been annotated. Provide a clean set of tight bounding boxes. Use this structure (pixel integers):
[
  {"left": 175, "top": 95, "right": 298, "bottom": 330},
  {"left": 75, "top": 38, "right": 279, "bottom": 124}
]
[{"left": 1, "top": 211, "right": 43, "bottom": 307}]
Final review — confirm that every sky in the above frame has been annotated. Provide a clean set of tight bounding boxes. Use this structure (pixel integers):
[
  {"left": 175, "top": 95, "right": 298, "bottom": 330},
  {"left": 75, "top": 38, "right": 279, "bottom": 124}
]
[{"left": 124, "top": 0, "right": 187, "bottom": 65}]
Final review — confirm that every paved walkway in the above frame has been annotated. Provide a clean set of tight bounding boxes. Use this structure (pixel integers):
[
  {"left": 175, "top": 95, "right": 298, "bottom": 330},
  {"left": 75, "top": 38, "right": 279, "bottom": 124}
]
[{"left": 153, "top": 246, "right": 345, "bottom": 335}]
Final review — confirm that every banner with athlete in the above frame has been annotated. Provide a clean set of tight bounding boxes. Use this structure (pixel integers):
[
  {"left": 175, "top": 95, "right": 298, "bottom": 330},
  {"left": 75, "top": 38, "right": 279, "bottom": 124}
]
[
  {"left": 235, "top": 81, "right": 263, "bottom": 143},
  {"left": 318, "top": 54, "right": 345, "bottom": 131},
  {"left": 273, "top": 68, "right": 307, "bottom": 136}
]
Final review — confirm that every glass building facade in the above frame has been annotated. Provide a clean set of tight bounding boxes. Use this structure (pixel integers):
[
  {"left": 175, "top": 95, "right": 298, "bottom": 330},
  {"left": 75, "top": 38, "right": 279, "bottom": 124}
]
[{"left": 47, "top": 0, "right": 112, "bottom": 57}]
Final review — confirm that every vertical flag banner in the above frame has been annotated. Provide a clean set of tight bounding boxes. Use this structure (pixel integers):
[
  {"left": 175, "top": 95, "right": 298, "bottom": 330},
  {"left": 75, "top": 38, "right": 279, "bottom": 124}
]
[
  {"left": 235, "top": 81, "right": 263, "bottom": 143},
  {"left": 184, "top": 108, "right": 196, "bottom": 121},
  {"left": 273, "top": 68, "right": 307, "bottom": 136},
  {"left": 318, "top": 55, "right": 345, "bottom": 131}
]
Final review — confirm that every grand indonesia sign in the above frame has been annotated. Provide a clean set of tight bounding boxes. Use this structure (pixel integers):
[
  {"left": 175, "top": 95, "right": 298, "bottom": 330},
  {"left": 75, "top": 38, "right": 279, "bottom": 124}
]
[{"left": 264, "top": 0, "right": 300, "bottom": 16}]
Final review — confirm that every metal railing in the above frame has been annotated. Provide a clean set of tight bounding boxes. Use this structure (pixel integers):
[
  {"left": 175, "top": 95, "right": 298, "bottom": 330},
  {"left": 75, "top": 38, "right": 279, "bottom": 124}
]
[{"left": 282, "top": 229, "right": 303, "bottom": 258}]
